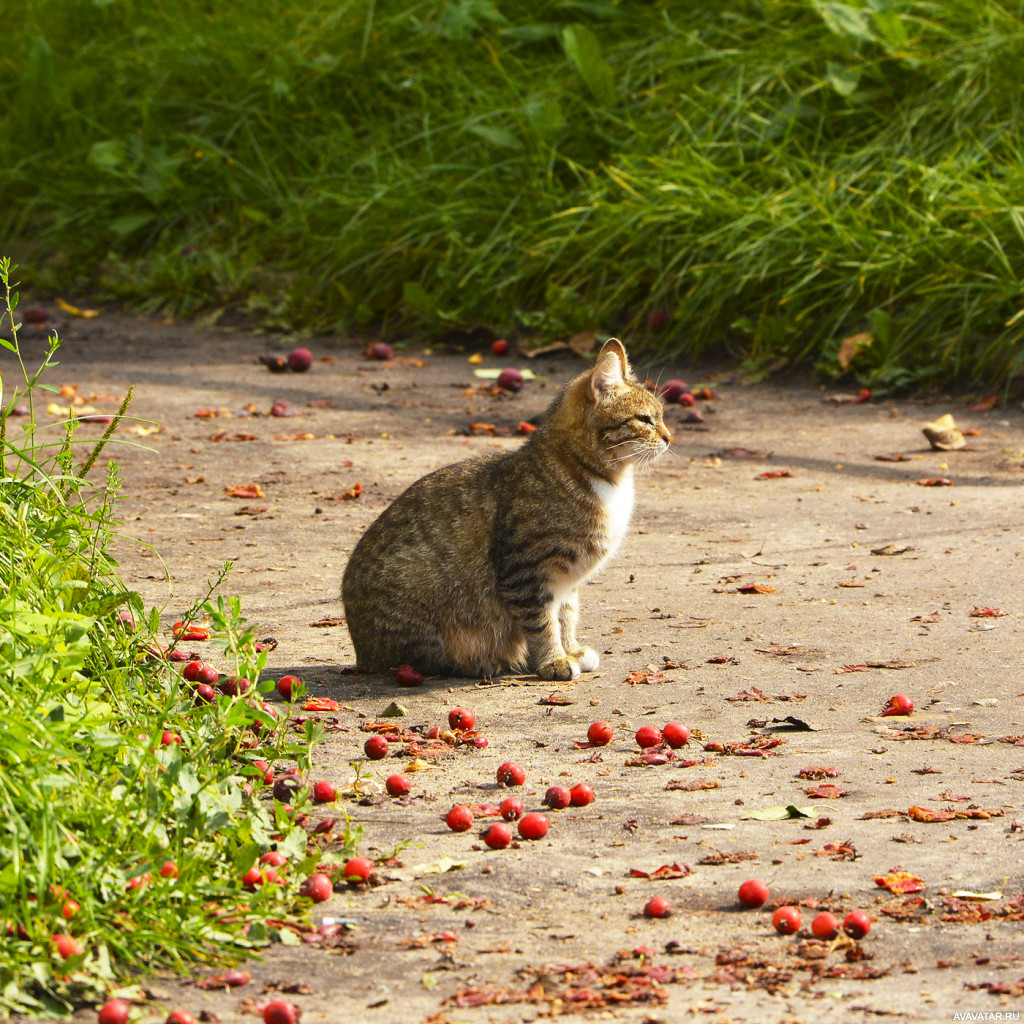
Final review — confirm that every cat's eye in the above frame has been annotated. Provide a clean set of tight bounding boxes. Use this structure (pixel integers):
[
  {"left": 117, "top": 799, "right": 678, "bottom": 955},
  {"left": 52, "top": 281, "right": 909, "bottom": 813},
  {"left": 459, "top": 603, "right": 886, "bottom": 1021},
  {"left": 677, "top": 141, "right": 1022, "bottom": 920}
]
[{"left": 634, "top": 414, "right": 654, "bottom": 425}]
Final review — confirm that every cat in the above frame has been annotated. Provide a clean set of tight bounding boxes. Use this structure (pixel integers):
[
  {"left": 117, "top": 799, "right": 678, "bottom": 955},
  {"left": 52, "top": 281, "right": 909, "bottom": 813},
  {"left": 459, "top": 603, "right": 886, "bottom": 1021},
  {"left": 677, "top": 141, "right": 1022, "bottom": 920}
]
[{"left": 341, "top": 338, "right": 672, "bottom": 681}]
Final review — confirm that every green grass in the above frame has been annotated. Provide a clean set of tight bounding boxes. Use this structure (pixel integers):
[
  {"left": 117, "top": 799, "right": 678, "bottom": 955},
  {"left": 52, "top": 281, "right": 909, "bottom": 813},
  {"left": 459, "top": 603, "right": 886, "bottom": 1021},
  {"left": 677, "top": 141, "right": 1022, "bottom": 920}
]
[
  {"left": 0, "top": 259, "right": 357, "bottom": 1017},
  {"left": 4, "top": 1, "right": 1024, "bottom": 389}
]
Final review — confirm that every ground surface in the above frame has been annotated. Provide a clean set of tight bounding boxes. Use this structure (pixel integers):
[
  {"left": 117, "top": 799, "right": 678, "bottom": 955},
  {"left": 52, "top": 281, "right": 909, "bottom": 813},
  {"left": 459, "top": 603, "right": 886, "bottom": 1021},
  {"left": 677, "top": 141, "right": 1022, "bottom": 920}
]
[{"left": 11, "top": 310, "right": 1024, "bottom": 1024}]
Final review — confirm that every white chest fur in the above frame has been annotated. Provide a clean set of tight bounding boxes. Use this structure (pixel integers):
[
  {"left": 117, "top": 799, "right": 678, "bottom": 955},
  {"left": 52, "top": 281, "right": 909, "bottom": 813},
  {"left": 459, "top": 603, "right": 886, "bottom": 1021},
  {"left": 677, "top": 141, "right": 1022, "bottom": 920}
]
[{"left": 591, "top": 466, "right": 635, "bottom": 557}]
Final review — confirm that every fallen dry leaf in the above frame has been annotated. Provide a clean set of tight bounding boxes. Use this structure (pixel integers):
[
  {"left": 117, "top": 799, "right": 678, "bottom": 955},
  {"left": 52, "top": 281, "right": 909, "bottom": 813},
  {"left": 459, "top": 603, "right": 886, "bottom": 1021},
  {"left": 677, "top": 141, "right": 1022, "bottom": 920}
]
[
  {"left": 916, "top": 477, "right": 954, "bottom": 487},
  {"left": 226, "top": 484, "right": 265, "bottom": 499},
  {"left": 737, "top": 583, "right": 775, "bottom": 595},
  {"left": 874, "top": 871, "right": 925, "bottom": 894},
  {"left": 628, "top": 863, "right": 693, "bottom": 880},
  {"left": 806, "top": 784, "right": 847, "bottom": 799}
]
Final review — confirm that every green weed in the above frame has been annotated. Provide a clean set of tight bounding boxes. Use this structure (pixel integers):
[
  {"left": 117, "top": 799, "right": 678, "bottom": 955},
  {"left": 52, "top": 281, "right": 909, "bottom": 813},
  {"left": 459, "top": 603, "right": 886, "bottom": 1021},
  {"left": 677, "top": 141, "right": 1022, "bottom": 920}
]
[{"left": 0, "top": 260, "right": 354, "bottom": 1017}]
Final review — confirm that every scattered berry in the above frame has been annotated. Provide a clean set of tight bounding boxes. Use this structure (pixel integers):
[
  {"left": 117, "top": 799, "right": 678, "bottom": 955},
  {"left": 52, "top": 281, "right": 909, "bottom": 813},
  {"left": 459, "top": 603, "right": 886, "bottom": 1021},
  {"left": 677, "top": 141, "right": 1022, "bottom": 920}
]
[
  {"left": 492, "top": 338, "right": 509, "bottom": 356},
  {"left": 166, "top": 1012, "right": 198, "bottom": 1024},
  {"left": 273, "top": 774, "right": 302, "bottom": 803},
  {"left": 365, "top": 342, "right": 394, "bottom": 361},
  {"left": 263, "top": 1000, "right": 300, "bottom": 1024},
  {"left": 811, "top": 911, "right": 841, "bottom": 939},
  {"left": 97, "top": 998, "right": 131, "bottom": 1024},
  {"left": 543, "top": 785, "right": 571, "bottom": 810},
  {"left": 448, "top": 707, "right": 475, "bottom": 730},
  {"left": 496, "top": 367, "right": 524, "bottom": 392},
  {"left": 196, "top": 664, "right": 219, "bottom": 686},
  {"left": 276, "top": 675, "right": 300, "bottom": 700},
  {"left": 880, "top": 693, "right": 914, "bottom": 717},
  {"left": 312, "top": 780, "right": 337, "bottom": 804},
  {"left": 483, "top": 822, "right": 513, "bottom": 849},
  {"left": 499, "top": 796, "right": 524, "bottom": 821},
  {"left": 662, "top": 722, "right": 690, "bottom": 748},
  {"left": 343, "top": 857, "right": 373, "bottom": 882},
  {"left": 299, "top": 872, "right": 333, "bottom": 903},
  {"left": 660, "top": 379, "right": 688, "bottom": 402},
  {"left": 52, "top": 933, "right": 83, "bottom": 958},
  {"left": 843, "top": 909, "right": 872, "bottom": 939},
  {"left": 773, "top": 906, "right": 801, "bottom": 934},
  {"left": 644, "top": 896, "right": 671, "bottom": 918},
  {"left": 160, "top": 861, "right": 179, "bottom": 878},
  {"left": 517, "top": 812, "right": 549, "bottom": 840},
  {"left": 182, "top": 661, "right": 204, "bottom": 682},
  {"left": 160, "top": 730, "right": 182, "bottom": 746},
  {"left": 446, "top": 805, "right": 475, "bottom": 832},
  {"left": 364, "top": 735, "right": 389, "bottom": 760},
  {"left": 635, "top": 725, "right": 662, "bottom": 749},
  {"left": 287, "top": 347, "right": 314, "bottom": 372},
  {"left": 496, "top": 761, "right": 526, "bottom": 786},
  {"left": 587, "top": 721, "right": 614, "bottom": 746},
  {"left": 569, "top": 782, "right": 595, "bottom": 807},
  {"left": 386, "top": 774, "right": 412, "bottom": 797},
  {"left": 738, "top": 878, "right": 770, "bottom": 908},
  {"left": 394, "top": 664, "right": 424, "bottom": 686}
]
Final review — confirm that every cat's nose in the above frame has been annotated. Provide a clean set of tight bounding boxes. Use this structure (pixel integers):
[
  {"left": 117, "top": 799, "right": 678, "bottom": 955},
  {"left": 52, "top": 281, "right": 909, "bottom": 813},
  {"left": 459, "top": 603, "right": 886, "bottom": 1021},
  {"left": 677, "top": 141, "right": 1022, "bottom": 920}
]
[{"left": 661, "top": 429, "right": 673, "bottom": 445}]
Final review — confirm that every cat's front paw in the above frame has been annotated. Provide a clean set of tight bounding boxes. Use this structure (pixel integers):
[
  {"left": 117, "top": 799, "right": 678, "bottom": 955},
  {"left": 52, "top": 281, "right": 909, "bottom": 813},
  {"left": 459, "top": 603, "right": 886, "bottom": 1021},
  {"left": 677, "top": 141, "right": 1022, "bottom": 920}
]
[
  {"left": 537, "top": 657, "right": 580, "bottom": 682},
  {"left": 576, "top": 647, "right": 599, "bottom": 672}
]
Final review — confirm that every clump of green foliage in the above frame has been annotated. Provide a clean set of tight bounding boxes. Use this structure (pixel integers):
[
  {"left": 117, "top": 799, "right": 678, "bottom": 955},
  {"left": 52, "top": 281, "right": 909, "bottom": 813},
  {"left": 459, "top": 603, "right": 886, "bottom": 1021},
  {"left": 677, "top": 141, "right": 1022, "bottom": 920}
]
[
  {"left": 4, "top": 1, "right": 1024, "bottom": 389},
  {"left": 0, "top": 259, "right": 354, "bottom": 1018}
]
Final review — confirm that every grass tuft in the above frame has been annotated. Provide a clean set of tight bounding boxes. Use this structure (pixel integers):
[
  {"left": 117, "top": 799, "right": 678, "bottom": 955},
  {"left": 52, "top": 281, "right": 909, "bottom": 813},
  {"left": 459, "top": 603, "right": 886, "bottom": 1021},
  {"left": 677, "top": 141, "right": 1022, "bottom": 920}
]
[{"left": 4, "top": 2, "right": 1024, "bottom": 387}]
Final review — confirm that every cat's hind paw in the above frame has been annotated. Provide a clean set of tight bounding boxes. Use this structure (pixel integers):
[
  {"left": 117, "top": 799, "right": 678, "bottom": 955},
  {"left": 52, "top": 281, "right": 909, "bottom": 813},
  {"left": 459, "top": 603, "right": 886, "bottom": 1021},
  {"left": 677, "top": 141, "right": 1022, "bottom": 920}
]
[{"left": 537, "top": 657, "right": 581, "bottom": 682}]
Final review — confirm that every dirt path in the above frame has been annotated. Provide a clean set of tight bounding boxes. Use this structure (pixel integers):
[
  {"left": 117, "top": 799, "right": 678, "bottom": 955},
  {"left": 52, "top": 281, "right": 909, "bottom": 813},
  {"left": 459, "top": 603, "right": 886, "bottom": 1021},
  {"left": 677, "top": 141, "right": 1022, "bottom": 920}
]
[{"left": 18, "top": 311, "right": 1024, "bottom": 1024}]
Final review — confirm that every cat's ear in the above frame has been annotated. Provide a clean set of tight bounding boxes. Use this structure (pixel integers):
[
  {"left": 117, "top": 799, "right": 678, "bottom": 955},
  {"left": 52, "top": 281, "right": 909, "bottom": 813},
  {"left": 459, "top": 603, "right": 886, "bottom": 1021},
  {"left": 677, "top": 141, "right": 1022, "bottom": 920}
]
[{"left": 590, "top": 338, "right": 631, "bottom": 402}]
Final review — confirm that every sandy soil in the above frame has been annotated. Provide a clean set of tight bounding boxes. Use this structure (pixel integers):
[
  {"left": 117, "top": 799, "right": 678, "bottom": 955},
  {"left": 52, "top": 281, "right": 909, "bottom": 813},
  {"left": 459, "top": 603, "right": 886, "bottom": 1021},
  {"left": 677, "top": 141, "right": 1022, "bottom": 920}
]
[{"left": 9, "top": 309, "right": 1024, "bottom": 1024}]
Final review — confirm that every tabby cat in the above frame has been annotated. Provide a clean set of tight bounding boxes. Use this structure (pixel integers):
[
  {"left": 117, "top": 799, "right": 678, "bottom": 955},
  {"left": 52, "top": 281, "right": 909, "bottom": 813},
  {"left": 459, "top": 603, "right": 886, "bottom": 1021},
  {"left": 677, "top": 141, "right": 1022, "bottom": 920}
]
[{"left": 341, "top": 338, "right": 672, "bottom": 681}]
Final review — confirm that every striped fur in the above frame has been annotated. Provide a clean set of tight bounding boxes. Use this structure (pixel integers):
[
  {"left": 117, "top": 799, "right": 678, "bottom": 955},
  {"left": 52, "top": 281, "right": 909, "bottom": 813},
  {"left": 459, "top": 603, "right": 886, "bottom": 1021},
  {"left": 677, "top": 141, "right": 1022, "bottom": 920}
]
[{"left": 341, "top": 339, "right": 671, "bottom": 680}]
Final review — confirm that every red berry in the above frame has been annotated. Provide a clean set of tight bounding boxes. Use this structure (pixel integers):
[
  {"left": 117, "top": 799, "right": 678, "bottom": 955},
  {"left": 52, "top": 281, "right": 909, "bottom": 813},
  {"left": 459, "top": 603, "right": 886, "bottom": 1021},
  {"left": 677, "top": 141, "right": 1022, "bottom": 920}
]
[
  {"left": 182, "top": 661, "right": 204, "bottom": 682},
  {"left": 160, "top": 861, "right": 178, "bottom": 878},
  {"left": 635, "top": 725, "right": 662, "bottom": 749},
  {"left": 517, "top": 812, "right": 549, "bottom": 840},
  {"left": 260, "top": 850, "right": 288, "bottom": 868},
  {"left": 483, "top": 822, "right": 513, "bottom": 849},
  {"left": 644, "top": 896, "right": 671, "bottom": 918},
  {"left": 587, "top": 721, "right": 614, "bottom": 746},
  {"left": 364, "top": 735, "right": 389, "bottom": 760},
  {"left": 299, "top": 872, "right": 333, "bottom": 903},
  {"left": 843, "top": 909, "right": 871, "bottom": 939},
  {"left": 543, "top": 785, "right": 571, "bottom": 810},
  {"left": 365, "top": 342, "right": 393, "bottom": 361},
  {"left": 22, "top": 305, "right": 48, "bottom": 324},
  {"left": 496, "top": 367, "right": 524, "bottom": 392},
  {"left": 811, "top": 911, "right": 841, "bottom": 939},
  {"left": 62, "top": 899, "right": 80, "bottom": 919},
  {"left": 499, "top": 796, "right": 524, "bottom": 821},
  {"left": 312, "top": 780, "right": 337, "bottom": 804},
  {"left": 126, "top": 873, "right": 150, "bottom": 892},
  {"left": 343, "top": 856, "right": 373, "bottom": 882},
  {"left": 161, "top": 730, "right": 182, "bottom": 746},
  {"left": 287, "top": 347, "right": 314, "bottom": 372},
  {"left": 394, "top": 664, "right": 424, "bottom": 686},
  {"left": 448, "top": 707, "right": 475, "bottom": 730},
  {"left": 273, "top": 773, "right": 302, "bottom": 803},
  {"left": 52, "top": 933, "right": 82, "bottom": 958},
  {"left": 276, "top": 675, "right": 300, "bottom": 700},
  {"left": 446, "top": 804, "right": 475, "bottom": 832},
  {"left": 880, "top": 693, "right": 914, "bottom": 717},
  {"left": 773, "top": 906, "right": 801, "bottom": 934},
  {"left": 569, "top": 782, "right": 595, "bottom": 807},
  {"left": 386, "top": 774, "right": 412, "bottom": 797},
  {"left": 98, "top": 998, "right": 130, "bottom": 1024},
  {"left": 738, "top": 878, "right": 770, "bottom": 908},
  {"left": 166, "top": 1012, "right": 197, "bottom": 1024},
  {"left": 677, "top": 392, "right": 696, "bottom": 407},
  {"left": 241, "top": 865, "right": 265, "bottom": 890},
  {"left": 662, "top": 722, "right": 690, "bottom": 748},
  {"left": 263, "top": 1000, "right": 300, "bottom": 1024},
  {"left": 491, "top": 338, "right": 509, "bottom": 356},
  {"left": 197, "top": 664, "right": 219, "bottom": 686},
  {"left": 219, "top": 676, "right": 250, "bottom": 697},
  {"left": 660, "top": 379, "right": 688, "bottom": 402},
  {"left": 496, "top": 761, "right": 525, "bottom": 786},
  {"left": 193, "top": 683, "right": 216, "bottom": 704}
]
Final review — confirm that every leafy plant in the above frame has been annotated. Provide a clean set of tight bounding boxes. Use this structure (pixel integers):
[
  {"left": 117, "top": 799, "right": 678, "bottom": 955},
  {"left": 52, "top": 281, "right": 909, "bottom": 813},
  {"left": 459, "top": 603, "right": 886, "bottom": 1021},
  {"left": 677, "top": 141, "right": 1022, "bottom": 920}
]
[{"left": 0, "top": 261, "right": 349, "bottom": 1017}]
